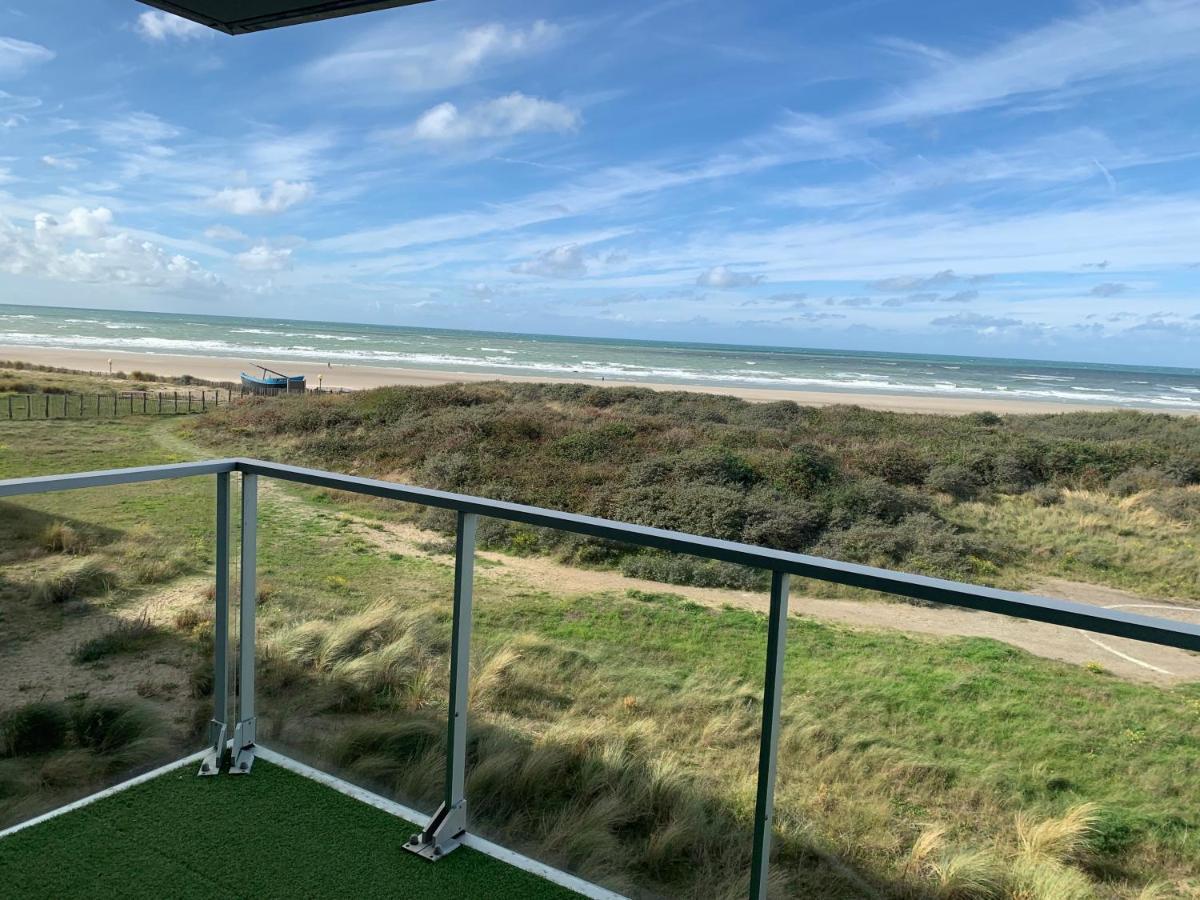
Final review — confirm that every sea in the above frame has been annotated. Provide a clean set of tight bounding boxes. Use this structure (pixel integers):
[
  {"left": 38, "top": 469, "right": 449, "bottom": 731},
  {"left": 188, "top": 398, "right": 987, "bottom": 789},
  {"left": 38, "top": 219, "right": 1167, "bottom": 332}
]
[{"left": 2, "top": 303, "right": 1200, "bottom": 411}]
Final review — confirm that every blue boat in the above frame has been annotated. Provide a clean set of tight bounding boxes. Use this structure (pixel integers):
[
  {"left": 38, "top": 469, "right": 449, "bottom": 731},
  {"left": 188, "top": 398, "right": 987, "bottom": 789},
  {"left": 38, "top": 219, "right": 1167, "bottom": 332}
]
[{"left": 241, "top": 365, "right": 306, "bottom": 394}]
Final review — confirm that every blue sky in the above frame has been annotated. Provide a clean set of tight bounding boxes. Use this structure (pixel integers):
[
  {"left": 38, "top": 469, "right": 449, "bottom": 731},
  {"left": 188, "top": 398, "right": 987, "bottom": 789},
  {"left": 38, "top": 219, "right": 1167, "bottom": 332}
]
[{"left": 2, "top": 0, "right": 1200, "bottom": 364}]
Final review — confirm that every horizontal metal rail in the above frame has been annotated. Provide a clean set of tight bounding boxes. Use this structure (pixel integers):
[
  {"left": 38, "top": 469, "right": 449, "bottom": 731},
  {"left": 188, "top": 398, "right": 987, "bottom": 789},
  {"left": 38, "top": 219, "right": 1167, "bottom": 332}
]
[
  {"left": 0, "top": 460, "right": 238, "bottom": 498},
  {"left": 240, "top": 459, "right": 1200, "bottom": 653},
  {"left": 1, "top": 457, "right": 1198, "bottom": 653}
]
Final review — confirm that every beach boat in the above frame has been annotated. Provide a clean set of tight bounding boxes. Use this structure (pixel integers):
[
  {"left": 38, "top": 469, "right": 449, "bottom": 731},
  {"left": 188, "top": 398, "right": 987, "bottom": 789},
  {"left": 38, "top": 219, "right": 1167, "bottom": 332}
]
[{"left": 241, "top": 364, "right": 306, "bottom": 394}]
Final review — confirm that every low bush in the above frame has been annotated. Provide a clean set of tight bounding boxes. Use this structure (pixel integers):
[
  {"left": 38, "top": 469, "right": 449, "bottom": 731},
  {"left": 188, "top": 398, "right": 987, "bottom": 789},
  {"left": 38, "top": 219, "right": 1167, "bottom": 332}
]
[
  {"left": 813, "top": 513, "right": 999, "bottom": 580},
  {"left": 1140, "top": 487, "right": 1200, "bottom": 524},
  {"left": 72, "top": 610, "right": 164, "bottom": 664},
  {"left": 70, "top": 701, "right": 160, "bottom": 755},
  {"left": 0, "top": 702, "right": 70, "bottom": 757},
  {"left": 926, "top": 463, "right": 986, "bottom": 501},
  {"left": 620, "top": 552, "right": 766, "bottom": 590},
  {"left": 1108, "top": 466, "right": 1185, "bottom": 497},
  {"left": 827, "top": 477, "right": 928, "bottom": 525},
  {"left": 31, "top": 561, "right": 115, "bottom": 604}
]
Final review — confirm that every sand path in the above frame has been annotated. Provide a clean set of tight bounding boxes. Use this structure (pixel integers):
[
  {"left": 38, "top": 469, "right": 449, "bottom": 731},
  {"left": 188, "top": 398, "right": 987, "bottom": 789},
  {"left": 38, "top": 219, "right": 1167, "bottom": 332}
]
[{"left": 286, "top": 486, "right": 1200, "bottom": 685}]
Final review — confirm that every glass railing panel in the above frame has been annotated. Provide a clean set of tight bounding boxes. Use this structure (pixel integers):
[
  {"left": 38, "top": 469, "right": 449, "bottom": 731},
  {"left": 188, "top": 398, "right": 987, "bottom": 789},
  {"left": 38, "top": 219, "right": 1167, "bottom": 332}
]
[
  {"left": 0, "top": 478, "right": 215, "bottom": 828},
  {"left": 250, "top": 482, "right": 452, "bottom": 819},
  {"left": 467, "top": 521, "right": 768, "bottom": 898}
]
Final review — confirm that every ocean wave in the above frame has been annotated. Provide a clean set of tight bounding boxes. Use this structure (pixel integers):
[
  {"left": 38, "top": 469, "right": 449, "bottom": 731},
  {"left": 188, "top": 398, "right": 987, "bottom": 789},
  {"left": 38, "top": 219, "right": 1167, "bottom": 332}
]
[{"left": 6, "top": 328, "right": 1200, "bottom": 409}]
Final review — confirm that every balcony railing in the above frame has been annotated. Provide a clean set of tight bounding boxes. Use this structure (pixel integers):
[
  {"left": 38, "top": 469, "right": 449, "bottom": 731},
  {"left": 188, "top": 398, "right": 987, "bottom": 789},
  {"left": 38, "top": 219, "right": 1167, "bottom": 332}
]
[{"left": 3, "top": 458, "right": 1199, "bottom": 900}]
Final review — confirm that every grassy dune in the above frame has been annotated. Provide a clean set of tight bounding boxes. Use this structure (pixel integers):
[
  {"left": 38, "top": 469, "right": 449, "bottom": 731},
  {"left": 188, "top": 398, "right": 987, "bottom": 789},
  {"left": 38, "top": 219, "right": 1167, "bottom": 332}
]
[{"left": 1, "top": 368, "right": 1198, "bottom": 897}]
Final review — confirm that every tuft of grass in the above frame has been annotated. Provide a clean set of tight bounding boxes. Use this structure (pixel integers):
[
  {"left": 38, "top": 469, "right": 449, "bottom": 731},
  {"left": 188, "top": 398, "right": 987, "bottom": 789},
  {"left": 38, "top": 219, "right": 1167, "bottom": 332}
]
[
  {"left": 70, "top": 701, "right": 160, "bottom": 756},
  {"left": 31, "top": 561, "right": 114, "bottom": 604},
  {"left": 0, "top": 703, "right": 70, "bottom": 757},
  {"left": 172, "top": 606, "right": 208, "bottom": 632},
  {"left": 1005, "top": 855, "right": 1093, "bottom": 900},
  {"left": 71, "top": 610, "right": 165, "bottom": 664},
  {"left": 41, "top": 522, "right": 90, "bottom": 555},
  {"left": 928, "top": 850, "right": 1004, "bottom": 899},
  {"left": 1015, "top": 803, "right": 1100, "bottom": 865}
]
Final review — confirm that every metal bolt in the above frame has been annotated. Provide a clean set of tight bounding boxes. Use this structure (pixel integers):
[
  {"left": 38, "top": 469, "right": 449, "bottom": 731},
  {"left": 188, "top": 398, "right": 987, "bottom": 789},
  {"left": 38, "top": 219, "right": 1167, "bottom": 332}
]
[{"left": 239, "top": 761, "right": 248, "bottom": 771}]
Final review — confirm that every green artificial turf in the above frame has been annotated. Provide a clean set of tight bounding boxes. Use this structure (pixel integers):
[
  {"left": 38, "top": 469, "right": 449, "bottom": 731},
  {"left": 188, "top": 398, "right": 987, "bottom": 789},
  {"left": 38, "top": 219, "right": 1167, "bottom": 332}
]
[{"left": 0, "top": 760, "right": 579, "bottom": 899}]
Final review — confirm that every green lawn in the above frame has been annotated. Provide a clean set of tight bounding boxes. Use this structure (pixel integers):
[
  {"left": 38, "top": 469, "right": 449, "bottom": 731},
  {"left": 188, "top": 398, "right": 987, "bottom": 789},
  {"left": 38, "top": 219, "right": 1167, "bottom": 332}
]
[{"left": 0, "top": 759, "right": 577, "bottom": 899}]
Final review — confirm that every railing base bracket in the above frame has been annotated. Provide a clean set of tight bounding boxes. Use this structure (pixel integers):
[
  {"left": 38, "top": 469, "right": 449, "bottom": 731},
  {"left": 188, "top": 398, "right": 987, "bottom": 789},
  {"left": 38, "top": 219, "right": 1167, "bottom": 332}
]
[
  {"left": 229, "top": 718, "right": 256, "bottom": 775},
  {"left": 404, "top": 801, "right": 466, "bottom": 862},
  {"left": 198, "top": 721, "right": 228, "bottom": 777}
]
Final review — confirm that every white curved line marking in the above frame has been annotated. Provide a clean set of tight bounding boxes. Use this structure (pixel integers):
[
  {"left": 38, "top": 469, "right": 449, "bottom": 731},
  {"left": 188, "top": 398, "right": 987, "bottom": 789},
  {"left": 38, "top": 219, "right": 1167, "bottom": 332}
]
[
  {"left": 1069, "top": 601, "right": 1200, "bottom": 676},
  {"left": 1101, "top": 603, "right": 1200, "bottom": 615},
  {"left": 1080, "top": 634, "right": 1172, "bottom": 675}
]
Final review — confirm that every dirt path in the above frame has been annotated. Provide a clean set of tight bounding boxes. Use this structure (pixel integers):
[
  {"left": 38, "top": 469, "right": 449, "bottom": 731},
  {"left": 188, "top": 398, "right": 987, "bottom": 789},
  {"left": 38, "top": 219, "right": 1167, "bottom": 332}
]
[
  {"left": 307, "top": 497, "right": 1200, "bottom": 685},
  {"left": 166, "top": 426, "right": 1200, "bottom": 686}
]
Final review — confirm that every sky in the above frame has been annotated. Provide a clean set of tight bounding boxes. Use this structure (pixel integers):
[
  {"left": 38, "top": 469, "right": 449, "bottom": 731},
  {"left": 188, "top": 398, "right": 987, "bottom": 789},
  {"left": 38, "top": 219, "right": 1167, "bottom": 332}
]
[{"left": 2, "top": 0, "right": 1200, "bottom": 365}]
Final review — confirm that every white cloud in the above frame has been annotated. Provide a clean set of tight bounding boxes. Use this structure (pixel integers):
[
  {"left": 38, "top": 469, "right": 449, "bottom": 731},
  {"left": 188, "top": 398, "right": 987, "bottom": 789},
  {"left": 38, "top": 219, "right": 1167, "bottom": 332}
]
[
  {"left": 861, "top": 0, "right": 1200, "bottom": 123},
  {"left": 210, "top": 180, "right": 313, "bottom": 216},
  {"left": 413, "top": 93, "right": 579, "bottom": 143},
  {"left": 98, "top": 111, "right": 180, "bottom": 146},
  {"left": 0, "top": 36, "right": 54, "bottom": 78},
  {"left": 512, "top": 243, "right": 588, "bottom": 278},
  {"left": 135, "top": 11, "right": 212, "bottom": 42},
  {"left": 696, "top": 266, "right": 764, "bottom": 289},
  {"left": 870, "top": 269, "right": 959, "bottom": 292},
  {"left": 36, "top": 207, "right": 113, "bottom": 240},
  {"left": 237, "top": 245, "right": 293, "bottom": 271},
  {"left": 1090, "top": 282, "right": 1129, "bottom": 297},
  {"left": 204, "top": 224, "right": 248, "bottom": 242},
  {"left": 932, "top": 312, "right": 1029, "bottom": 332},
  {"left": 41, "top": 155, "right": 80, "bottom": 171},
  {"left": 303, "top": 20, "right": 559, "bottom": 94},
  {"left": 0, "top": 208, "right": 218, "bottom": 290}
]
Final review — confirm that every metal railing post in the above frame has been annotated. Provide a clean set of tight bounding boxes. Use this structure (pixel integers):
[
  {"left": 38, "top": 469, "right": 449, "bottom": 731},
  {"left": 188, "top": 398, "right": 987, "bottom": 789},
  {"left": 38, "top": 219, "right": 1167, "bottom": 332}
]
[
  {"left": 199, "top": 472, "right": 231, "bottom": 776},
  {"left": 749, "top": 571, "right": 790, "bottom": 900},
  {"left": 406, "top": 511, "right": 478, "bottom": 861},
  {"left": 231, "top": 472, "right": 258, "bottom": 774}
]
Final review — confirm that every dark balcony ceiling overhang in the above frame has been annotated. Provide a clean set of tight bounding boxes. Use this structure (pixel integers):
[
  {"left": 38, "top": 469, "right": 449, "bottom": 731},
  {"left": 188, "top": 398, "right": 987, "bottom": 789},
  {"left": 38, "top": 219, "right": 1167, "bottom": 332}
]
[{"left": 136, "top": 0, "right": 434, "bottom": 35}]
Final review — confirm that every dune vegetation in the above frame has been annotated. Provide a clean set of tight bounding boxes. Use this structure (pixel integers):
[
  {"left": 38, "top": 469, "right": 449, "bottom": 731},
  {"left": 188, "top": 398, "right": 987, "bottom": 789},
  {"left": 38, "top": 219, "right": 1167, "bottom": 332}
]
[
  {"left": 191, "top": 381, "right": 1200, "bottom": 596},
  {"left": 1, "top": 367, "right": 1199, "bottom": 897}
]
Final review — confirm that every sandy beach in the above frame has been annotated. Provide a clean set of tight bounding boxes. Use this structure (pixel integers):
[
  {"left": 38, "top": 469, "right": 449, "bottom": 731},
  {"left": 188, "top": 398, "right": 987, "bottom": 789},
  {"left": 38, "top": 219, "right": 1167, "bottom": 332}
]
[{"left": 0, "top": 344, "right": 1188, "bottom": 416}]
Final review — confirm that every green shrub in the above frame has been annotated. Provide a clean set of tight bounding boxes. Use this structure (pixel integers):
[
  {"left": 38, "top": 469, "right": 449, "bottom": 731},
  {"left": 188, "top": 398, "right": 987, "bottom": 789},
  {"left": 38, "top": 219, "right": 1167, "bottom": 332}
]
[
  {"left": 1028, "top": 485, "right": 1062, "bottom": 507},
  {"left": 828, "top": 477, "right": 928, "bottom": 525},
  {"left": 873, "top": 443, "right": 932, "bottom": 486},
  {"left": 774, "top": 444, "right": 839, "bottom": 495},
  {"left": 1, "top": 702, "right": 70, "bottom": 757},
  {"left": 741, "top": 494, "right": 826, "bottom": 550},
  {"left": 1141, "top": 488, "right": 1200, "bottom": 524},
  {"left": 620, "top": 552, "right": 766, "bottom": 590},
  {"left": 1108, "top": 466, "right": 1183, "bottom": 497},
  {"left": 926, "top": 463, "right": 985, "bottom": 501},
  {"left": 814, "top": 514, "right": 997, "bottom": 580}
]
